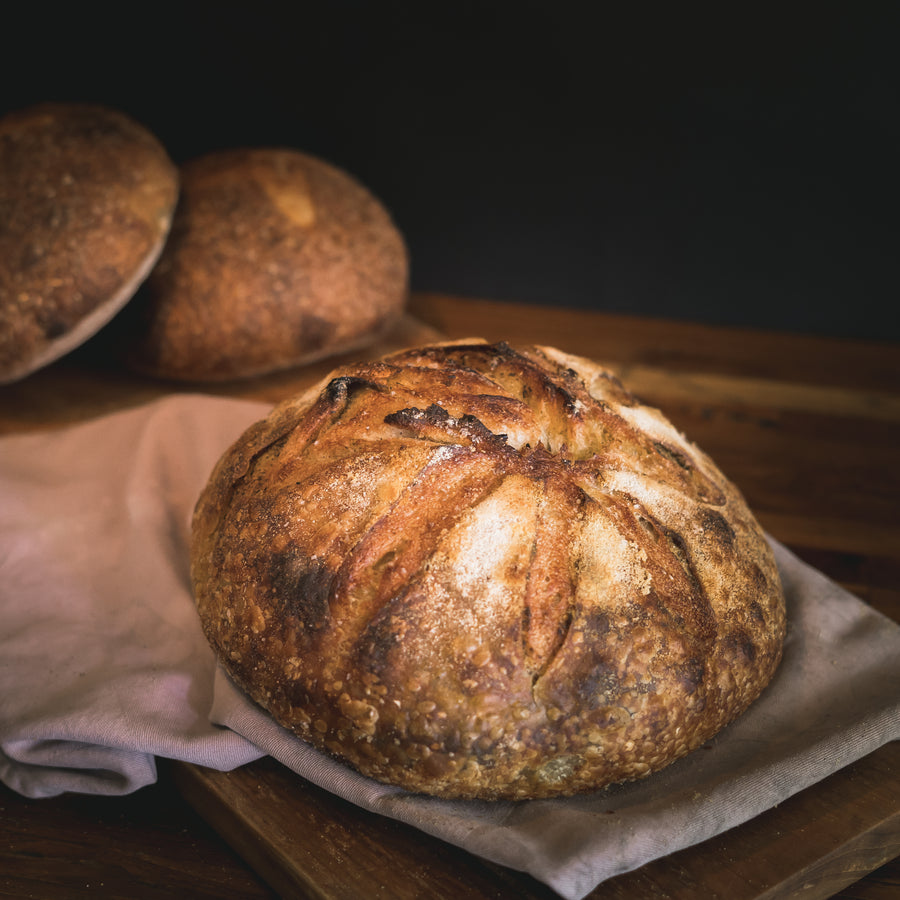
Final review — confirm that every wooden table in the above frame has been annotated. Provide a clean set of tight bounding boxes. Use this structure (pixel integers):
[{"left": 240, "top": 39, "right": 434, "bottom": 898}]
[{"left": 1, "top": 293, "right": 898, "bottom": 899}]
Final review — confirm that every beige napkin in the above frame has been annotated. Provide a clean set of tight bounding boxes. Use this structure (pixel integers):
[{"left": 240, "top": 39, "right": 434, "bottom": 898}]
[
  {"left": 0, "top": 397, "right": 267, "bottom": 797},
  {"left": 1, "top": 395, "right": 898, "bottom": 900}
]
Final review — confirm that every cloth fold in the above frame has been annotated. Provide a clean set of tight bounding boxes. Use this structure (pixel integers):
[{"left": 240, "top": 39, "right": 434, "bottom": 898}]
[
  {"left": 0, "top": 397, "right": 268, "bottom": 798},
  {"left": 1, "top": 395, "right": 898, "bottom": 899}
]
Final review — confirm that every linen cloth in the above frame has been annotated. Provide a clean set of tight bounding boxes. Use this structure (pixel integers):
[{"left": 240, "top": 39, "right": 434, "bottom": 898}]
[{"left": 1, "top": 395, "right": 898, "bottom": 899}]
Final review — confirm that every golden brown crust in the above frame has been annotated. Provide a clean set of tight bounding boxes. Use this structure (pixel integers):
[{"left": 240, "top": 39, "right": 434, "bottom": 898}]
[
  {"left": 125, "top": 148, "right": 409, "bottom": 381},
  {"left": 191, "top": 340, "right": 786, "bottom": 799},
  {"left": 0, "top": 103, "right": 178, "bottom": 383}
]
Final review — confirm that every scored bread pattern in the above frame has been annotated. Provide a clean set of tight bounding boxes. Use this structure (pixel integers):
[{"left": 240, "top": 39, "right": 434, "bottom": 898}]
[{"left": 191, "top": 340, "right": 786, "bottom": 799}]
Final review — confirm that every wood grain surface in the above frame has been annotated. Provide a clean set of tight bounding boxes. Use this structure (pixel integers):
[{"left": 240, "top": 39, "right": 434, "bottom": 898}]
[{"left": 1, "top": 293, "right": 897, "bottom": 899}]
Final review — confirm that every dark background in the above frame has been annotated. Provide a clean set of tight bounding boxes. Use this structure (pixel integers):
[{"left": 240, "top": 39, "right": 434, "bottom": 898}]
[{"left": 3, "top": 2, "right": 898, "bottom": 341}]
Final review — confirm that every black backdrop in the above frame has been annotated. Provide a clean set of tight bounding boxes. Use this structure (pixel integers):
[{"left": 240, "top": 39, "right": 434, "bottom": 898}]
[{"left": 4, "top": 2, "right": 898, "bottom": 341}]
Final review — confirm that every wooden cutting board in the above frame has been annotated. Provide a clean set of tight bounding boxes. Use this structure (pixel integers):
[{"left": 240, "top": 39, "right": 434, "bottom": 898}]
[
  {"left": 171, "top": 741, "right": 900, "bottom": 899},
  {"left": 161, "top": 297, "right": 900, "bottom": 899},
  {"left": 2, "top": 294, "right": 897, "bottom": 898}
]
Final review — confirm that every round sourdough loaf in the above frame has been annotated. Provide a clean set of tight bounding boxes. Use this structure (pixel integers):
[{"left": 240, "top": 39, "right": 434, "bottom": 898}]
[
  {"left": 191, "top": 340, "right": 786, "bottom": 799},
  {"left": 0, "top": 102, "right": 178, "bottom": 383},
  {"left": 125, "top": 147, "right": 408, "bottom": 381}
]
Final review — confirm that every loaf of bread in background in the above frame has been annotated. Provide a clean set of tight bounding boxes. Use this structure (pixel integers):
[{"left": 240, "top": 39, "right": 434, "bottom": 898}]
[
  {"left": 191, "top": 339, "right": 786, "bottom": 800},
  {"left": 0, "top": 102, "right": 178, "bottom": 383},
  {"left": 125, "top": 148, "right": 409, "bottom": 381}
]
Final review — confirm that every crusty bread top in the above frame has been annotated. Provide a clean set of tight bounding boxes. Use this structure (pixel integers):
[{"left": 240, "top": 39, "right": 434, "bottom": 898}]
[
  {"left": 0, "top": 103, "right": 178, "bottom": 383},
  {"left": 125, "top": 147, "right": 409, "bottom": 381},
  {"left": 191, "top": 340, "right": 786, "bottom": 799}
]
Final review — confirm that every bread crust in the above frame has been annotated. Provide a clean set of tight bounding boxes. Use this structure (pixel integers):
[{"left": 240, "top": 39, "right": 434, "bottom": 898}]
[
  {"left": 0, "top": 103, "right": 178, "bottom": 383},
  {"left": 126, "top": 148, "right": 409, "bottom": 381},
  {"left": 191, "top": 340, "right": 786, "bottom": 799}
]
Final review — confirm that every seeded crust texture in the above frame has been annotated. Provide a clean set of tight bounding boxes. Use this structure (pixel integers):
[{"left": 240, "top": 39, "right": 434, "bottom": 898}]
[
  {"left": 126, "top": 147, "right": 409, "bottom": 381},
  {"left": 0, "top": 103, "right": 178, "bottom": 383},
  {"left": 191, "top": 340, "right": 786, "bottom": 800}
]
